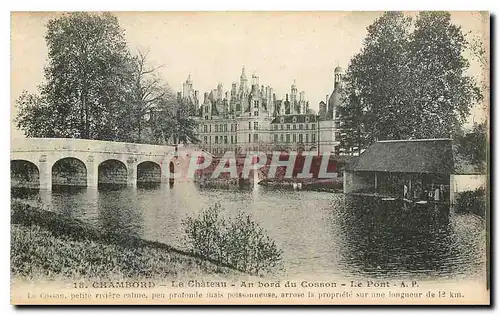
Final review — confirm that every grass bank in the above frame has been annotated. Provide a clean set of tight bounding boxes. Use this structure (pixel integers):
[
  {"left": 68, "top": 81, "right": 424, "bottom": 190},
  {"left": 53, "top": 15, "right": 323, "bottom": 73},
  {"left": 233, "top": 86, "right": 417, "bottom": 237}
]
[{"left": 11, "top": 200, "right": 243, "bottom": 280}]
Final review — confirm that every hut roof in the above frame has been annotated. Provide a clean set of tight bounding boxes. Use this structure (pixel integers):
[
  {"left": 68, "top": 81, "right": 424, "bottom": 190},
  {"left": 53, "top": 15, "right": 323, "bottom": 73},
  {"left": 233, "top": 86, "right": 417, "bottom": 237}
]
[{"left": 345, "top": 139, "right": 454, "bottom": 174}]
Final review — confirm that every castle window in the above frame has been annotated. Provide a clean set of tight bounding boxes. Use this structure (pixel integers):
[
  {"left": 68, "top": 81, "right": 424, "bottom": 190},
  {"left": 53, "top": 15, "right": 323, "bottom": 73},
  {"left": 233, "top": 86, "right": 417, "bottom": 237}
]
[
  {"left": 224, "top": 136, "right": 228, "bottom": 144},
  {"left": 305, "top": 134, "right": 309, "bottom": 143},
  {"left": 204, "top": 125, "right": 208, "bottom": 132},
  {"left": 280, "top": 134, "right": 284, "bottom": 142},
  {"left": 293, "top": 124, "right": 296, "bottom": 130},
  {"left": 299, "top": 124, "right": 303, "bottom": 130},
  {"left": 254, "top": 122, "right": 259, "bottom": 130},
  {"left": 274, "top": 134, "right": 278, "bottom": 143},
  {"left": 248, "top": 134, "right": 251, "bottom": 143},
  {"left": 215, "top": 125, "right": 219, "bottom": 132},
  {"left": 280, "top": 117, "right": 284, "bottom": 123},
  {"left": 205, "top": 115, "right": 209, "bottom": 120},
  {"left": 253, "top": 134, "right": 259, "bottom": 142},
  {"left": 248, "top": 122, "right": 251, "bottom": 130},
  {"left": 204, "top": 136, "right": 207, "bottom": 144},
  {"left": 281, "top": 124, "right": 284, "bottom": 130},
  {"left": 299, "top": 134, "right": 303, "bottom": 143},
  {"left": 215, "top": 136, "right": 219, "bottom": 144},
  {"left": 312, "top": 124, "right": 316, "bottom": 130},
  {"left": 312, "top": 134, "right": 316, "bottom": 142},
  {"left": 305, "top": 124, "right": 309, "bottom": 130},
  {"left": 293, "top": 134, "right": 296, "bottom": 143},
  {"left": 286, "top": 124, "right": 290, "bottom": 130},
  {"left": 286, "top": 134, "right": 290, "bottom": 143},
  {"left": 254, "top": 100, "right": 259, "bottom": 108},
  {"left": 292, "top": 116, "right": 297, "bottom": 123},
  {"left": 305, "top": 116, "right": 309, "bottom": 123},
  {"left": 254, "top": 111, "right": 259, "bottom": 116},
  {"left": 273, "top": 124, "right": 278, "bottom": 130},
  {"left": 335, "top": 121, "right": 340, "bottom": 129}
]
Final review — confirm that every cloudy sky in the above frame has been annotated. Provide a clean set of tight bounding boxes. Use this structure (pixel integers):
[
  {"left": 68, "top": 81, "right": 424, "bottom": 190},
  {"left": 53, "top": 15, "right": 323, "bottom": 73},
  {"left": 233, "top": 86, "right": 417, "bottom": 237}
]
[{"left": 11, "top": 11, "right": 488, "bottom": 138}]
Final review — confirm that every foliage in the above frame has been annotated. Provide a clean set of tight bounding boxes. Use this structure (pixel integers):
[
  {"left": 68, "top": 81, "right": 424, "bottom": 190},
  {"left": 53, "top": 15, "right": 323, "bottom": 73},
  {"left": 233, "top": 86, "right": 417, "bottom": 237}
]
[
  {"left": 10, "top": 200, "right": 239, "bottom": 280},
  {"left": 454, "top": 122, "right": 488, "bottom": 173},
  {"left": 16, "top": 12, "right": 133, "bottom": 140},
  {"left": 339, "top": 11, "right": 483, "bottom": 153},
  {"left": 151, "top": 96, "right": 200, "bottom": 145},
  {"left": 455, "top": 187, "right": 486, "bottom": 217},
  {"left": 15, "top": 12, "right": 199, "bottom": 145},
  {"left": 182, "top": 203, "right": 282, "bottom": 275}
]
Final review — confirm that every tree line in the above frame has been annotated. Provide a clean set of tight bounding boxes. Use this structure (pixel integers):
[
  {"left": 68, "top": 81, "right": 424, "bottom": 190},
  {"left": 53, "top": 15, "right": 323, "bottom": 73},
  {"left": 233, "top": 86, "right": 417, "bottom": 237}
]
[
  {"left": 15, "top": 12, "right": 199, "bottom": 145},
  {"left": 338, "top": 11, "right": 487, "bottom": 168}
]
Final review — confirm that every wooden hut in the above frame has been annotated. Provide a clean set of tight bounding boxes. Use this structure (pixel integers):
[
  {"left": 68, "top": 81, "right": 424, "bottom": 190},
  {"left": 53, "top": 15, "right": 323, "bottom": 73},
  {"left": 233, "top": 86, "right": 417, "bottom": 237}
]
[{"left": 343, "top": 139, "right": 454, "bottom": 204}]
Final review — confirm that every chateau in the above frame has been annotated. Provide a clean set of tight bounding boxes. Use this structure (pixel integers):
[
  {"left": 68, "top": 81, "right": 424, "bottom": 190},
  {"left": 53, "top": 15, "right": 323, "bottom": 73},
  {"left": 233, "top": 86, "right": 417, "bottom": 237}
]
[{"left": 180, "top": 66, "right": 345, "bottom": 156}]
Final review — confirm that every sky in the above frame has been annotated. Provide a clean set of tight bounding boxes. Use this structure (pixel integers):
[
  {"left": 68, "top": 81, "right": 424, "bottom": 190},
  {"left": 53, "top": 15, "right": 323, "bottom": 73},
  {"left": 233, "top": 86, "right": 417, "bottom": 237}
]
[{"left": 10, "top": 11, "right": 489, "bottom": 139}]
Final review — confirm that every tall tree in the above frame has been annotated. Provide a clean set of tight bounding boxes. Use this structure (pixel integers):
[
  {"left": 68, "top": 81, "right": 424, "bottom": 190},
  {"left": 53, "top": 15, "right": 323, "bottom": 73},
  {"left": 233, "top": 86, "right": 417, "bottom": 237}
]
[
  {"left": 151, "top": 94, "right": 200, "bottom": 145},
  {"left": 125, "top": 49, "right": 167, "bottom": 143},
  {"left": 407, "top": 11, "right": 482, "bottom": 138},
  {"left": 339, "top": 12, "right": 412, "bottom": 153},
  {"left": 339, "top": 11, "right": 482, "bottom": 153},
  {"left": 16, "top": 12, "right": 133, "bottom": 140}
]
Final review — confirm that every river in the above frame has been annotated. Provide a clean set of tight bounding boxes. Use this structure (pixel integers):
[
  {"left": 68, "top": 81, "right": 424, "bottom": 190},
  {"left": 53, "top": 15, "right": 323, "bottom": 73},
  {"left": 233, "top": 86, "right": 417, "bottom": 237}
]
[{"left": 12, "top": 183, "right": 486, "bottom": 281}]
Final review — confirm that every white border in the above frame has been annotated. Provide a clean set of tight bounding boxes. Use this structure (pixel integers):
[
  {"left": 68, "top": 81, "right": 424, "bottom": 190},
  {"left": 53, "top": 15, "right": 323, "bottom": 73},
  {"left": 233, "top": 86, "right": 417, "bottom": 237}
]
[{"left": 2, "top": 1, "right": 497, "bottom": 314}]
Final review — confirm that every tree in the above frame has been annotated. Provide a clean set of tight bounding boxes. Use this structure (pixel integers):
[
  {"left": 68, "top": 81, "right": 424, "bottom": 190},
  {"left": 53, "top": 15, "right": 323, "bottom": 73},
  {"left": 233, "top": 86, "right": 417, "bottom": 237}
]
[
  {"left": 454, "top": 122, "right": 488, "bottom": 173},
  {"left": 339, "top": 12, "right": 412, "bottom": 153},
  {"left": 151, "top": 94, "right": 200, "bottom": 145},
  {"left": 339, "top": 11, "right": 483, "bottom": 153},
  {"left": 407, "top": 11, "right": 482, "bottom": 138},
  {"left": 16, "top": 12, "right": 133, "bottom": 140},
  {"left": 126, "top": 49, "right": 167, "bottom": 143}
]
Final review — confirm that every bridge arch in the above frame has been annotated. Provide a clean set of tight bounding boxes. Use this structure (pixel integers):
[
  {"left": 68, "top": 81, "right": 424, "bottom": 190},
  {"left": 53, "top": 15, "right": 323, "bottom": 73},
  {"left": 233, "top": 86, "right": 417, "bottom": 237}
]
[
  {"left": 52, "top": 157, "right": 87, "bottom": 187},
  {"left": 11, "top": 159, "right": 40, "bottom": 189},
  {"left": 137, "top": 161, "right": 161, "bottom": 184},
  {"left": 98, "top": 159, "right": 128, "bottom": 186}
]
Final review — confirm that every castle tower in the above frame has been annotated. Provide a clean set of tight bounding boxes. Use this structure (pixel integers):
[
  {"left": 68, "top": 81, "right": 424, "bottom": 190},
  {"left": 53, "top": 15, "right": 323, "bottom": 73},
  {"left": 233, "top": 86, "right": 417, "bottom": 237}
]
[
  {"left": 216, "top": 83, "right": 223, "bottom": 100},
  {"left": 239, "top": 66, "right": 248, "bottom": 95},
  {"left": 328, "top": 66, "right": 345, "bottom": 119},
  {"left": 290, "top": 79, "right": 298, "bottom": 109},
  {"left": 334, "top": 66, "right": 344, "bottom": 91},
  {"left": 182, "top": 74, "right": 193, "bottom": 99}
]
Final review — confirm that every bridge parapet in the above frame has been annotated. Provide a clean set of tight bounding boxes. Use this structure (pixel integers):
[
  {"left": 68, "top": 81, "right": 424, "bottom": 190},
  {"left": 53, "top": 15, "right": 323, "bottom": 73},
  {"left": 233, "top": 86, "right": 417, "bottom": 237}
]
[{"left": 11, "top": 138, "right": 177, "bottom": 156}]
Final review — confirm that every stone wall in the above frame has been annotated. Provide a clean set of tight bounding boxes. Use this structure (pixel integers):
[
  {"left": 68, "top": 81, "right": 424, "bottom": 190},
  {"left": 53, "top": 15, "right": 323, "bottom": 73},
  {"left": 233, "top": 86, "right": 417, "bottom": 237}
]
[{"left": 137, "top": 162, "right": 161, "bottom": 183}]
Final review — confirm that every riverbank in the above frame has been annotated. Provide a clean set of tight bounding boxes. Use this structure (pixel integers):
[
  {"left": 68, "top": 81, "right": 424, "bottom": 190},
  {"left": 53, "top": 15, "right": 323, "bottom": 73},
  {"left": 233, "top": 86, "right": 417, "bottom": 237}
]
[{"left": 11, "top": 200, "right": 243, "bottom": 281}]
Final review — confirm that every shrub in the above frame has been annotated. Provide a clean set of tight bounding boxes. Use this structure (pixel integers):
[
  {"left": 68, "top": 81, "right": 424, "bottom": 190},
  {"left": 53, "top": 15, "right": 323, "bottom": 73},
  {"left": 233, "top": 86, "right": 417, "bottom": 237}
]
[
  {"left": 182, "top": 203, "right": 282, "bottom": 275},
  {"left": 455, "top": 187, "right": 487, "bottom": 217}
]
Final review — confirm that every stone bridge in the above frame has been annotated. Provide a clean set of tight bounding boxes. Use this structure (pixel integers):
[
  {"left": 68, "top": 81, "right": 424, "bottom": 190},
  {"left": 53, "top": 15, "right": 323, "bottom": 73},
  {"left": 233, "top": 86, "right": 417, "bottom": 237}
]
[{"left": 10, "top": 138, "right": 202, "bottom": 190}]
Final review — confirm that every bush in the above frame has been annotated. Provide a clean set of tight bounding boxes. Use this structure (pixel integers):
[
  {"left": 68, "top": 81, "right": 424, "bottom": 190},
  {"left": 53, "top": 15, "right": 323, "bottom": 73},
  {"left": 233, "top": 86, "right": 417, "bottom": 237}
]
[
  {"left": 455, "top": 187, "right": 487, "bottom": 217},
  {"left": 182, "top": 203, "right": 282, "bottom": 275}
]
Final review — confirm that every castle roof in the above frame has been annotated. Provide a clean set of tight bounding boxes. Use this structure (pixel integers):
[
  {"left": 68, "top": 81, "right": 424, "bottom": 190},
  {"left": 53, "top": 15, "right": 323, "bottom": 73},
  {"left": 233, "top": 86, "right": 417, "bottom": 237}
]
[{"left": 271, "top": 114, "right": 319, "bottom": 124}]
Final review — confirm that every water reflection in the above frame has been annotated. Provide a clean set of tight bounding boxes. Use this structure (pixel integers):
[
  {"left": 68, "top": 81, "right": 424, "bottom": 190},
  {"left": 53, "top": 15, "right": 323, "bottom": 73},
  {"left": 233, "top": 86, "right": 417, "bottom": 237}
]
[{"left": 11, "top": 185, "right": 485, "bottom": 280}]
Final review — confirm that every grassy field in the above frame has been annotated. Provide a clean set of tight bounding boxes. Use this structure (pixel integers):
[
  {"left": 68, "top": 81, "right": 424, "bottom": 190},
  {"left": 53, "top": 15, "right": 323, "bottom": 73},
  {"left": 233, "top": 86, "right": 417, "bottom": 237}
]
[{"left": 11, "top": 200, "right": 242, "bottom": 281}]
